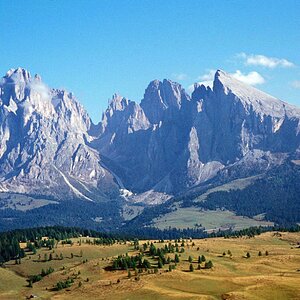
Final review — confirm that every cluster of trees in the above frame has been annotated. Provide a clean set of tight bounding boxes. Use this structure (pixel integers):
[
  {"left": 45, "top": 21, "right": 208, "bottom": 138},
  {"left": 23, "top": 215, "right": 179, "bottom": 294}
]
[
  {"left": 148, "top": 241, "right": 184, "bottom": 256},
  {"left": 112, "top": 253, "right": 151, "bottom": 270},
  {"left": 28, "top": 267, "right": 54, "bottom": 286},
  {"left": 204, "top": 261, "right": 213, "bottom": 269},
  {"left": 123, "top": 224, "right": 208, "bottom": 239},
  {"left": 55, "top": 278, "right": 74, "bottom": 290},
  {"left": 61, "top": 239, "right": 73, "bottom": 245},
  {"left": 0, "top": 226, "right": 124, "bottom": 264},
  {"left": 188, "top": 254, "right": 212, "bottom": 271},
  {"left": 86, "top": 237, "right": 118, "bottom": 246},
  {"left": 0, "top": 237, "right": 25, "bottom": 264},
  {"left": 113, "top": 240, "right": 187, "bottom": 272}
]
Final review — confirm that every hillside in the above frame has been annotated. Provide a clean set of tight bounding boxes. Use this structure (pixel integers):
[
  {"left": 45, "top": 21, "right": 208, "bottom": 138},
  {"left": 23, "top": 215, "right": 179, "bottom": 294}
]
[
  {"left": 0, "top": 227, "right": 299, "bottom": 299},
  {"left": 126, "top": 159, "right": 300, "bottom": 231}
]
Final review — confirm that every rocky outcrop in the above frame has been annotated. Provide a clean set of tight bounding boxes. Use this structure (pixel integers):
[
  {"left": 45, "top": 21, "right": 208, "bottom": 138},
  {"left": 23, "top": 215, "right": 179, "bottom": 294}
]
[
  {"left": 0, "top": 68, "right": 299, "bottom": 204},
  {"left": 95, "top": 70, "right": 300, "bottom": 195},
  {"left": 0, "top": 68, "right": 119, "bottom": 201}
]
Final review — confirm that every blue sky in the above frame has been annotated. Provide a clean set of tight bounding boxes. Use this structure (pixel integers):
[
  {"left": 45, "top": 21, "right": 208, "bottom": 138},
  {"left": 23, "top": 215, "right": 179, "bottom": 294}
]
[{"left": 1, "top": 0, "right": 300, "bottom": 122}]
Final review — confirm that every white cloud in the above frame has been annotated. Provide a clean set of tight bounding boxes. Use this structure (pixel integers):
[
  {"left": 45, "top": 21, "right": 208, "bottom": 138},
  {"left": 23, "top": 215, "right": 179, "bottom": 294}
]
[
  {"left": 238, "top": 53, "right": 295, "bottom": 68},
  {"left": 194, "top": 69, "right": 215, "bottom": 87},
  {"left": 230, "top": 70, "right": 265, "bottom": 85},
  {"left": 198, "top": 69, "right": 215, "bottom": 81},
  {"left": 28, "top": 80, "right": 52, "bottom": 102},
  {"left": 291, "top": 80, "right": 300, "bottom": 89},
  {"left": 171, "top": 73, "right": 188, "bottom": 81},
  {"left": 188, "top": 69, "right": 265, "bottom": 93}
]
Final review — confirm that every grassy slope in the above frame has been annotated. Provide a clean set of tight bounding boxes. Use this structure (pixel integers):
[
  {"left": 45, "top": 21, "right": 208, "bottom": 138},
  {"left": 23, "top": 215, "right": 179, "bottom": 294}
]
[
  {"left": 0, "top": 267, "right": 27, "bottom": 299},
  {"left": 194, "top": 175, "right": 262, "bottom": 203},
  {"left": 0, "top": 232, "right": 299, "bottom": 300},
  {"left": 0, "top": 193, "right": 58, "bottom": 211},
  {"left": 152, "top": 208, "right": 273, "bottom": 231}
]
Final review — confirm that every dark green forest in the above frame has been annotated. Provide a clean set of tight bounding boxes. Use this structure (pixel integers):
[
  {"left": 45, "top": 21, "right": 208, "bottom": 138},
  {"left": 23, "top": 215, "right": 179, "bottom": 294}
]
[{"left": 199, "top": 162, "right": 300, "bottom": 226}]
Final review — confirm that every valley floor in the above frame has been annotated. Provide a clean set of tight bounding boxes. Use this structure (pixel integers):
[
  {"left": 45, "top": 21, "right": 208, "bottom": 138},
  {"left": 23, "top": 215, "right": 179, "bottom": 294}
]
[{"left": 0, "top": 232, "right": 299, "bottom": 300}]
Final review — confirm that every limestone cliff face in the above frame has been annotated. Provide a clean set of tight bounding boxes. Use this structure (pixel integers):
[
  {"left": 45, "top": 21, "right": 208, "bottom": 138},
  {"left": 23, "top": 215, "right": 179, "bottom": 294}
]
[
  {"left": 0, "top": 68, "right": 119, "bottom": 201},
  {"left": 192, "top": 70, "right": 300, "bottom": 164},
  {"left": 1, "top": 68, "right": 299, "bottom": 202},
  {"left": 96, "top": 70, "right": 300, "bottom": 194}
]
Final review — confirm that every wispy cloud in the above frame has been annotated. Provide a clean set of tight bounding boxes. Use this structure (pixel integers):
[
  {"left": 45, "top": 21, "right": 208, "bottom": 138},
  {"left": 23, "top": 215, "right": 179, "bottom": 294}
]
[
  {"left": 171, "top": 73, "right": 188, "bottom": 81},
  {"left": 230, "top": 70, "right": 265, "bottom": 85},
  {"left": 290, "top": 80, "right": 300, "bottom": 89},
  {"left": 195, "top": 69, "right": 215, "bottom": 87},
  {"left": 188, "top": 69, "right": 265, "bottom": 93},
  {"left": 238, "top": 53, "right": 295, "bottom": 68},
  {"left": 28, "top": 80, "right": 51, "bottom": 102}
]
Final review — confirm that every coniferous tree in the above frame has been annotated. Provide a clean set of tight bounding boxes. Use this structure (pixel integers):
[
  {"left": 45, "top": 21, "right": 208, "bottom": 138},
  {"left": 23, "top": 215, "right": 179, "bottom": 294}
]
[
  {"left": 204, "top": 260, "right": 213, "bottom": 269},
  {"left": 158, "top": 258, "right": 163, "bottom": 269}
]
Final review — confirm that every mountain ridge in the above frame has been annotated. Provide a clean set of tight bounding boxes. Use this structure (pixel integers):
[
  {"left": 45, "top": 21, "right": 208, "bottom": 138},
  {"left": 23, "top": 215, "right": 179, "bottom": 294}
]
[{"left": 0, "top": 67, "right": 300, "bottom": 208}]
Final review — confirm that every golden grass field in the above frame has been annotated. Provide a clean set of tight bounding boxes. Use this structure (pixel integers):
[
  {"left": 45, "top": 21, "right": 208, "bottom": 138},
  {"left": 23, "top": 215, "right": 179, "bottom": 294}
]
[{"left": 0, "top": 231, "right": 299, "bottom": 300}]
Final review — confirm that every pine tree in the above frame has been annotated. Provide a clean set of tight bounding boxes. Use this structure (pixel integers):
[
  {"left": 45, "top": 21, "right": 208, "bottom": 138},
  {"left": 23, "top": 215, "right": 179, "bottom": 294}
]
[
  {"left": 189, "top": 264, "right": 194, "bottom": 272},
  {"left": 28, "top": 279, "right": 33, "bottom": 288},
  {"left": 158, "top": 258, "right": 163, "bottom": 268},
  {"left": 204, "top": 260, "right": 213, "bottom": 269}
]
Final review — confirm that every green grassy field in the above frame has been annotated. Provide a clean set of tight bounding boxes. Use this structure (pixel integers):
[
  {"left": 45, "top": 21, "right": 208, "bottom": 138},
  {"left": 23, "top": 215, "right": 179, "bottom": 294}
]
[
  {"left": 152, "top": 207, "right": 273, "bottom": 231},
  {"left": 194, "top": 175, "right": 261, "bottom": 203},
  {"left": 0, "top": 193, "right": 58, "bottom": 211},
  {"left": 0, "top": 232, "right": 299, "bottom": 299}
]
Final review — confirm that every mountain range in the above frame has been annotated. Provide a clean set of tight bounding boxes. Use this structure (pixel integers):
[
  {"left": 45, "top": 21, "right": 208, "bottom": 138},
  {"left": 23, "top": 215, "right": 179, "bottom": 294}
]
[{"left": 0, "top": 68, "right": 299, "bottom": 231}]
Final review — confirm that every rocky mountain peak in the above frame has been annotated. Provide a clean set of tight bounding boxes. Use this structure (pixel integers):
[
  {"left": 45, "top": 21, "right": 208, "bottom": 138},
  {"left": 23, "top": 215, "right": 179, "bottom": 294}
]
[
  {"left": 212, "top": 69, "right": 300, "bottom": 119},
  {"left": 0, "top": 68, "right": 119, "bottom": 201},
  {"left": 140, "top": 78, "right": 190, "bottom": 124},
  {"left": 4, "top": 67, "right": 31, "bottom": 83},
  {"left": 1, "top": 67, "right": 300, "bottom": 205},
  {"left": 109, "top": 93, "right": 130, "bottom": 111}
]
